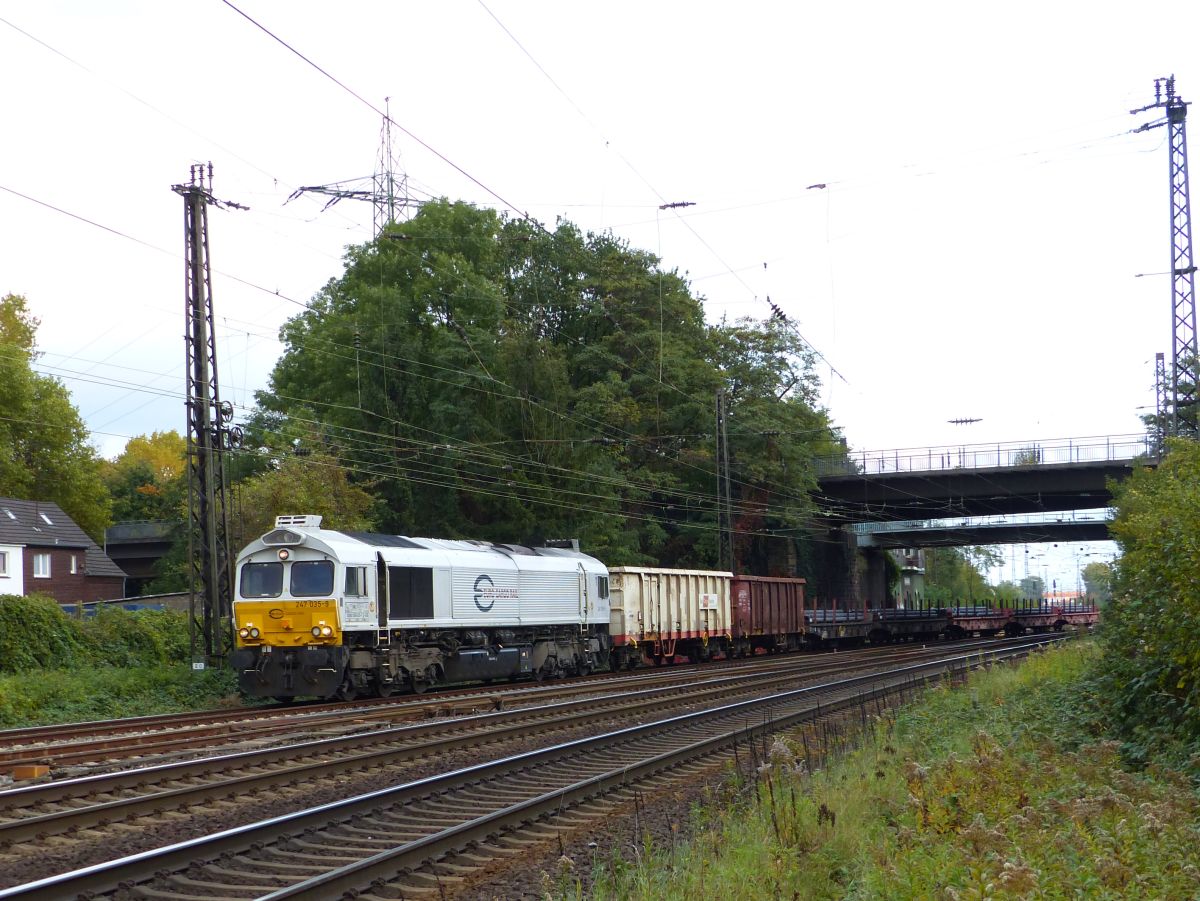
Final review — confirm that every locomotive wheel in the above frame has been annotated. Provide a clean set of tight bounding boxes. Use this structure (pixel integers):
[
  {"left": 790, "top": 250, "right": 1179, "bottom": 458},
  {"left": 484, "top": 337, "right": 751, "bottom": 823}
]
[{"left": 336, "top": 678, "right": 358, "bottom": 701}]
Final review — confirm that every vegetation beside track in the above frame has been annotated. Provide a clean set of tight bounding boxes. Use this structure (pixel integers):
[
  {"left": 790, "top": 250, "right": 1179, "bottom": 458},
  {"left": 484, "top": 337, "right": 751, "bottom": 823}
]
[
  {"left": 0, "top": 595, "right": 238, "bottom": 727},
  {"left": 571, "top": 641, "right": 1200, "bottom": 900}
]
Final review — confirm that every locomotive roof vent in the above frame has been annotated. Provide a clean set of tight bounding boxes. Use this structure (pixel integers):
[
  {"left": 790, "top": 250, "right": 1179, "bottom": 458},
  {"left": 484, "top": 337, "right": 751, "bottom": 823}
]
[{"left": 274, "top": 514, "right": 323, "bottom": 529}]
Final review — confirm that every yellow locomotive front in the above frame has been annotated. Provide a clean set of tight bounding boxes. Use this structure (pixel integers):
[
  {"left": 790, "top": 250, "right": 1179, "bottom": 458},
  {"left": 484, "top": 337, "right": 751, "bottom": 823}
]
[{"left": 230, "top": 516, "right": 353, "bottom": 699}]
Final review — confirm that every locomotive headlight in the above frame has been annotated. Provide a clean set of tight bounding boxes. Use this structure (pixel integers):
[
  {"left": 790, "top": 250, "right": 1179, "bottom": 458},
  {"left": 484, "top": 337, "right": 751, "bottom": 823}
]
[
  {"left": 311, "top": 626, "right": 322, "bottom": 637},
  {"left": 321, "top": 625, "right": 333, "bottom": 637},
  {"left": 238, "top": 627, "right": 250, "bottom": 639},
  {"left": 249, "top": 627, "right": 260, "bottom": 639}
]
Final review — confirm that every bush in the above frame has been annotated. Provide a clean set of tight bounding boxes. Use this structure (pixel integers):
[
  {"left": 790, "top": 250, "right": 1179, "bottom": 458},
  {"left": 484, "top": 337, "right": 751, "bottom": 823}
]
[
  {"left": 1097, "top": 437, "right": 1200, "bottom": 763},
  {"left": 0, "top": 594, "right": 87, "bottom": 673},
  {"left": 0, "top": 664, "right": 239, "bottom": 728},
  {"left": 79, "top": 607, "right": 191, "bottom": 667},
  {"left": 0, "top": 598, "right": 239, "bottom": 728}
]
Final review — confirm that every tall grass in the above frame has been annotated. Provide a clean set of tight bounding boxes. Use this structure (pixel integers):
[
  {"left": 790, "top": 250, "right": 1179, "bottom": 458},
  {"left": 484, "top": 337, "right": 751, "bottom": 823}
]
[{"left": 579, "top": 643, "right": 1200, "bottom": 900}]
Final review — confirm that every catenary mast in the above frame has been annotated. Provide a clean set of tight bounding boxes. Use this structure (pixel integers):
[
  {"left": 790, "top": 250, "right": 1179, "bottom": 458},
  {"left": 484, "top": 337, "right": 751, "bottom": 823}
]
[
  {"left": 173, "top": 164, "right": 245, "bottom": 667},
  {"left": 1133, "top": 76, "right": 1198, "bottom": 436}
]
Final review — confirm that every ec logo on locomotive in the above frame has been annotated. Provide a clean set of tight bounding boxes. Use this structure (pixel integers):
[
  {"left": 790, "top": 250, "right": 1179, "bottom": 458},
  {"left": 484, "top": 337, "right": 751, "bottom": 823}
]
[{"left": 474, "top": 573, "right": 496, "bottom": 612}]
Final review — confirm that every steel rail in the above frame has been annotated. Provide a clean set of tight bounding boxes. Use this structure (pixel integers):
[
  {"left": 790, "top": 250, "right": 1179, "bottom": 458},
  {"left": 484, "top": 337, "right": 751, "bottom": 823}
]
[
  {"left": 0, "top": 637, "right": 1003, "bottom": 770},
  {"left": 0, "top": 642, "right": 972, "bottom": 844},
  {"left": 0, "top": 637, "right": 1062, "bottom": 901}
]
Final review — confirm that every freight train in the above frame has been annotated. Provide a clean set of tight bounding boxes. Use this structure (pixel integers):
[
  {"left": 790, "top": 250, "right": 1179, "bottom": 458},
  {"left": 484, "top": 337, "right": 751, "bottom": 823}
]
[{"left": 229, "top": 515, "right": 1097, "bottom": 700}]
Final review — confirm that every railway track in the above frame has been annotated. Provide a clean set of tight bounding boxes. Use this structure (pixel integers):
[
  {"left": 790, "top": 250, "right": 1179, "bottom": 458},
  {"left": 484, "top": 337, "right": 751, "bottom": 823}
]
[
  {"left": 0, "top": 639, "right": 1002, "bottom": 773},
  {"left": 0, "top": 635, "right": 1062, "bottom": 900},
  {"left": 0, "top": 642, "right": 976, "bottom": 849}
]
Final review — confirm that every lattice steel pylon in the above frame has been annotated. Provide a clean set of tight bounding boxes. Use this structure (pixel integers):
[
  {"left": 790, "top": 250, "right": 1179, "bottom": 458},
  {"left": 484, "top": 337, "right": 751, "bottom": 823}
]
[
  {"left": 287, "top": 102, "right": 416, "bottom": 238},
  {"left": 172, "top": 164, "right": 246, "bottom": 666},
  {"left": 1133, "top": 76, "right": 1199, "bottom": 436}
]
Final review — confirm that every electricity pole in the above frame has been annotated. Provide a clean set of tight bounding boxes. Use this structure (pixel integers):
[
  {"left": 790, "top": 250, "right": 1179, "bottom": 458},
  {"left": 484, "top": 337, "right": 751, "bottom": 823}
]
[
  {"left": 1133, "top": 76, "right": 1198, "bottom": 436},
  {"left": 1151, "top": 351, "right": 1168, "bottom": 454},
  {"left": 173, "top": 163, "right": 245, "bottom": 668},
  {"left": 715, "top": 389, "right": 735, "bottom": 573}
]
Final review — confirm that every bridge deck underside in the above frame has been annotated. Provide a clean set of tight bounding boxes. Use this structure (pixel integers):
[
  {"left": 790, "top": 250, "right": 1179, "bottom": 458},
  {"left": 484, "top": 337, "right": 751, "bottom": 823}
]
[
  {"left": 857, "top": 521, "right": 1110, "bottom": 549},
  {"left": 817, "top": 461, "right": 1138, "bottom": 521}
]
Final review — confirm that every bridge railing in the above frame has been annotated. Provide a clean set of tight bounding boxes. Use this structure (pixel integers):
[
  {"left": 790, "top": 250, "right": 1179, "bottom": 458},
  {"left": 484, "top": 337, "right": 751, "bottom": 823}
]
[{"left": 815, "top": 434, "right": 1154, "bottom": 478}]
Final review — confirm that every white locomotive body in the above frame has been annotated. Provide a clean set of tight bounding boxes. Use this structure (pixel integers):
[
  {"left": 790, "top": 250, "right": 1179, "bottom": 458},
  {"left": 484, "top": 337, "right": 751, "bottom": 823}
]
[{"left": 230, "top": 516, "right": 611, "bottom": 699}]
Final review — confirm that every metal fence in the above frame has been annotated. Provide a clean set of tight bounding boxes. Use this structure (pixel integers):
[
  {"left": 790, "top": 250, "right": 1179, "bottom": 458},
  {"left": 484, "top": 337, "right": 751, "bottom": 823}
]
[{"left": 815, "top": 434, "right": 1154, "bottom": 478}]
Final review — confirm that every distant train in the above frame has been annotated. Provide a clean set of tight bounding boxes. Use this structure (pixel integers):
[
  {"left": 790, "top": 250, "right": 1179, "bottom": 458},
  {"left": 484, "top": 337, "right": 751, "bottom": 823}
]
[{"left": 229, "top": 516, "right": 1097, "bottom": 700}]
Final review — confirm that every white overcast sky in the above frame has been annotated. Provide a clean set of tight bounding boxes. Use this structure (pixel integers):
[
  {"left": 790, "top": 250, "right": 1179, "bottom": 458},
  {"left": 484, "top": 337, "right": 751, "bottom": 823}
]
[{"left": 2, "top": 1, "right": 1196, "bottom": 584}]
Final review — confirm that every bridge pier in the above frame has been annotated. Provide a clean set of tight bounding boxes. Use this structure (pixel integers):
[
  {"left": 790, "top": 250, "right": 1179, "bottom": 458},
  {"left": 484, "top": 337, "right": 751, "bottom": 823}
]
[
  {"left": 860, "top": 546, "right": 892, "bottom": 608},
  {"left": 806, "top": 529, "right": 893, "bottom": 609}
]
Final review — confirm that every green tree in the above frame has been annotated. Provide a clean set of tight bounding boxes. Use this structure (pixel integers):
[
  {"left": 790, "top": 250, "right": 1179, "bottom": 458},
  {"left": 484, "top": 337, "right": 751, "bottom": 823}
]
[
  {"left": 229, "top": 447, "right": 378, "bottom": 550},
  {"left": 922, "top": 546, "right": 993, "bottom": 604},
  {"left": 1096, "top": 438, "right": 1200, "bottom": 761},
  {"left": 257, "top": 201, "right": 840, "bottom": 572},
  {"left": 1019, "top": 575, "right": 1045, "bottom": 598},
  {"left": 1081, "top": 560, "right": 1113, "bottom": 603},
  {"left": 993, "top": 580, "right": 1022, "bottom": 604},
  {"left": 0, "top": 294, "right": 110, "bottom": 539}
]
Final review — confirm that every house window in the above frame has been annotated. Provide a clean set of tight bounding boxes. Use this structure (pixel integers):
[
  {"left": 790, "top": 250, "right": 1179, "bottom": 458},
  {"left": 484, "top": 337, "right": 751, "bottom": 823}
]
[
  {"left": 33, "top": 553, "right": 51, "bottom": 578},
  {"left": 70, "top": 555, "right": 78, "bottom": 575},
  {"left": 0, "top": 551, "right": 7, "bottom": 576},
  {"left": 39, "top": 513, "right": 53, "bottom": 526}
]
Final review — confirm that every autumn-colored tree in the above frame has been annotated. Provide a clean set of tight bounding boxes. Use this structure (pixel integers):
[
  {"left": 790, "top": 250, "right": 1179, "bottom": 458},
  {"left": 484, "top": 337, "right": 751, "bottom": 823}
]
[{"left": 103, "top": 431, "right": 186, "bottom": 522}]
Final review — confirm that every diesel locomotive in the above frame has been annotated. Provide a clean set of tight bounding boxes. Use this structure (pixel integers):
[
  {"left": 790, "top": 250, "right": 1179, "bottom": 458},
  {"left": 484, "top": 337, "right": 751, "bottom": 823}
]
[{"left": 230, "top": 515, "right": 612, "bottom": 699}]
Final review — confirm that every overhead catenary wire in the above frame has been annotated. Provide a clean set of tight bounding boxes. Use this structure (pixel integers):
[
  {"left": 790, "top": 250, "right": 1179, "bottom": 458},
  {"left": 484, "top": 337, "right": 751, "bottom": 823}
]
[
  {"left": 0, "top": 183, "right": 945, "bottom": 532},
  {"left": 0, "top": 180, "right": 832, "bottom": 527},
  {"left": 218, "top": 0, "right": 531, "bottom": 223}
]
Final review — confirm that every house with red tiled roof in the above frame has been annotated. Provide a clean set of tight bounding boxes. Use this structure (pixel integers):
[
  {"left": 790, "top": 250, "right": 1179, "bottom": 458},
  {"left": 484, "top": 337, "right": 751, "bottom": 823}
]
[{"left": 0, "top": 498, "right": 126, "bottom": 602}]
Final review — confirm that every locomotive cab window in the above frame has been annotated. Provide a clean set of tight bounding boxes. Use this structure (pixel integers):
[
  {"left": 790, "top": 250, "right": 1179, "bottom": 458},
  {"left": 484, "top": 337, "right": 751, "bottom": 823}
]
[
  {"left": 241, "top": 562, "right": 283, "bottom": 598},
  {"left": 291, "top": 560, "right": 334, "bottom": 597},
  {"left": 344, "top": 565, "right": 369, "bottom": 597},
  {"left": 597, "top": 575, "right": 609, "bottom": 599}
]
